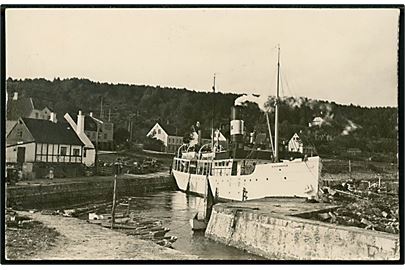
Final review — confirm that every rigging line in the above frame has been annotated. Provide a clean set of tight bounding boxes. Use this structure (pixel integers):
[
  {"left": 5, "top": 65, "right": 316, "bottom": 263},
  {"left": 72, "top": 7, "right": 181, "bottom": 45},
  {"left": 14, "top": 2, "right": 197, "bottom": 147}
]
[
  {"left": 304, "top": 159, "right": 317, "bottom": 179},
  {"left": 281, "top": 67, "right": 296, "bottom": 98},
  {"left": 279, "top": 68, "right": 286, "bottom": 97},
  {"left": 268, "top": 66, "right": 278, "bottom": 98},
  {"left": 280, "top": 67, "right": 291, "bottom": 98}
]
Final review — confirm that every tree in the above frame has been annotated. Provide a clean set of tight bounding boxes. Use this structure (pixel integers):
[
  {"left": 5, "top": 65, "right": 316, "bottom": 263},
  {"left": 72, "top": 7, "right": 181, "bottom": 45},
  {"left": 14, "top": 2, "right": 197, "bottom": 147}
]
[
  {"left": 143, "top": 136, "right": 165, "bottom": 152},
  {"left": 114, "top": 128, "right": 130, "bottom": 145}
]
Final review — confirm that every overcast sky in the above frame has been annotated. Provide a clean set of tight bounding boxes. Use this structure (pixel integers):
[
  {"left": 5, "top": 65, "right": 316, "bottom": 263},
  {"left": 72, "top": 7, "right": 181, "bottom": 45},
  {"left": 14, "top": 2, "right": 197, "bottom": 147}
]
[{"left": 6, "top": 8, "right": 399, "bottom": 107}]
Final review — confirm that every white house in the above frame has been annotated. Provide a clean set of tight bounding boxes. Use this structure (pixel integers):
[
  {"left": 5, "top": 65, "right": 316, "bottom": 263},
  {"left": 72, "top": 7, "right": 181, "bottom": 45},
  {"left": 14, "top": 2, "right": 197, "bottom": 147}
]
[
  {"left": 64, "top": 111, "right": 96, "bottom": 167},
  {"left": 288, "top": 133, "right": 315, "bottom": 156},
  {"left": 6, "top": 116, "right": 84, "bottom": 179},
  {"left": 6, "top": 92, "right": 56, "bottom": 137},
  {"left": 146, "top": 122, "right": 183, "bottom": 153},
  {"left": 7, "top": 92, "right": 55, "bottom": 121},
  {"left": 309, "top": 116, "right": 324, "bottom": 127},
  {"left": 288, "top": 133, "right": 304, "bottom": 153}
]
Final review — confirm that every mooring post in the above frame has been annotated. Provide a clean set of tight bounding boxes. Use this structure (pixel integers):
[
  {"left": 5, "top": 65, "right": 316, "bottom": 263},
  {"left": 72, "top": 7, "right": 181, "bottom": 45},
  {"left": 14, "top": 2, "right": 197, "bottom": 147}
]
[
  {"left": 111, "top": 173, "right": 117, "bottom": 229},
  {"left": 111, "top": 158, "right": 122, "bottom": 230}
]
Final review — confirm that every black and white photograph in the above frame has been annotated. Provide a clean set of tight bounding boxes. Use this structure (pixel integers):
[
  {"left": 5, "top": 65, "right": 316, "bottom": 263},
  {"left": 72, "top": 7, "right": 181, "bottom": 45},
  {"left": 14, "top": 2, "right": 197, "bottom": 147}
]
[{"left": 1, "top": 6, "right": 403, "bottom": 262}]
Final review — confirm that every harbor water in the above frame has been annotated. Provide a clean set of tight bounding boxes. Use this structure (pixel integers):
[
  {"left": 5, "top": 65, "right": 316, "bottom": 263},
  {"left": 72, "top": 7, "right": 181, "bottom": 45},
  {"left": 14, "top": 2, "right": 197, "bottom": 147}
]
[{"left": 124, "top": 191, "right": 264, "bottom": 260}]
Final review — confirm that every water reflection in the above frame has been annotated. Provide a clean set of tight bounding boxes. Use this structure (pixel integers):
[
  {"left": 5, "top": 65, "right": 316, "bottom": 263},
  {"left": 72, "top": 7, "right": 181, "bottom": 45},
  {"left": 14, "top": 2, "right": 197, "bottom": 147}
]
[{"left": 128, "top": 191, "right": 264, "bottom": 260}]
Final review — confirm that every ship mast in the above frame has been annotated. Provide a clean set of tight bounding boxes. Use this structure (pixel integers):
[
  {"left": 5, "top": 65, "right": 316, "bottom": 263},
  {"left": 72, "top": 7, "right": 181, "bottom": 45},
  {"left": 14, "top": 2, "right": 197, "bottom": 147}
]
[
  {"left": 274, "top": 45, "right": 280, "bottom": 162},
  {"left": 211, "top": 73, "right": 216, "bottom": 152}
]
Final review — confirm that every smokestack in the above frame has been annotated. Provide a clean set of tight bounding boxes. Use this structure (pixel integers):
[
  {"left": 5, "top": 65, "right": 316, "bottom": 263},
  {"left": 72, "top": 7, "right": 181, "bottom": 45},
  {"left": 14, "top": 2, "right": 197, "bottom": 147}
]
[
  {"left": 230, "top": 106, "right": 244, "bottom": 142},
  {"left": 50, "top": 112, "right": 57, "bottom": 123},
  {"left": 77, "top": 110, "right": 85, "bottom": 134},
  {"left": 12, "top": 92, "right": 18, "bottom": 100},
  {"left": 230, "top": 106, "right": 244, "bottom": 157}
]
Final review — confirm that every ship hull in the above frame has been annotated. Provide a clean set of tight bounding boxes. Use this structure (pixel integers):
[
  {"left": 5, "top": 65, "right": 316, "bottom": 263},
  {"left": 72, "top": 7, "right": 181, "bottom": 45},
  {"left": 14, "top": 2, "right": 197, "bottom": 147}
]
[{"left": 172, "top": 156, "right": 321, "bottom": 201}]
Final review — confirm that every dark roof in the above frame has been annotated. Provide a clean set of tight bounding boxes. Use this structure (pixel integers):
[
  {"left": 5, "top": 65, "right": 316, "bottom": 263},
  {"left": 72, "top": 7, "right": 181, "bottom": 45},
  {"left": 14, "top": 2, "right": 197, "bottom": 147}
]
[
  {"left": 158, "top": 122, "right": 178, "bottom": 136},
  {"left": 84, "top": 116, "right": 99, "bottom": 131},
  {"left": 6, "top": 97, "right": 34, "bottom": 120},
  {"left": 22, "top": 118, "right": 84, "bottom": 146},
  {"left": 70, "top": 115, "right": 102, "bottom": 132}
]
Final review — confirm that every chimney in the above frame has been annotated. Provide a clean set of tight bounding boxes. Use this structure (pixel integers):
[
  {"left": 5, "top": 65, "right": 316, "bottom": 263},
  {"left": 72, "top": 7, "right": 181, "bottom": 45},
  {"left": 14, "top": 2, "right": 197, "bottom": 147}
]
[
  {"left": 77, "top": 110, "right": 85, "bottom": 134},
  {"left": 12, "top": 92, "right": 18, "bottom": 100},
  {"left": 89, "top": 112, "right": 93, "bottom": 117},
  {"left": 50, "top": 112, "right": 57, "bottom": 123}
]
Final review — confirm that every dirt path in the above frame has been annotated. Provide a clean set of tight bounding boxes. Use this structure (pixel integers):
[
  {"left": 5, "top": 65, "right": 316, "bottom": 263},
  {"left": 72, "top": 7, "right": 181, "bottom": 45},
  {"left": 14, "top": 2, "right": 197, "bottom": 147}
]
[{"left": 17, "top": 211, "right": 197, "bottom": 260}]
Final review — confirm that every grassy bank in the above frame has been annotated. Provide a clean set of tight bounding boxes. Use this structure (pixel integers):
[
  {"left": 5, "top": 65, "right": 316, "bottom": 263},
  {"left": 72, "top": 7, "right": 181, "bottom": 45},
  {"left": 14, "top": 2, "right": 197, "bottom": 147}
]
[{"left": 5, "top": 211, "right": 60, "bottom": 260}]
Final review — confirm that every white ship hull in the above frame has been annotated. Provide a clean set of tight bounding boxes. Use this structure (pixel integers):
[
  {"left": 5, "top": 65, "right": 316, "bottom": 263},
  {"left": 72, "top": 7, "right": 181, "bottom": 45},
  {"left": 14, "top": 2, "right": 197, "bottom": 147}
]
[{"left": 172, "top": 156, "right": 321, "bottom": 201}]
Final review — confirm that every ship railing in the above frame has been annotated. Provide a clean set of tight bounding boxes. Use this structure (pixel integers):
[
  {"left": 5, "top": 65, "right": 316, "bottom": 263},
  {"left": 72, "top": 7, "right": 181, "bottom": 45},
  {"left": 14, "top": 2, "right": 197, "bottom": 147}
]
[
  {"left": 198, "top": 143, "right": 213, "bottom": 159},
  {"left": 176, "top": 144, "right": 188, "bottom": 158},
  {"left": 173, "top": 157, "right": 192, "bottom": 173}
]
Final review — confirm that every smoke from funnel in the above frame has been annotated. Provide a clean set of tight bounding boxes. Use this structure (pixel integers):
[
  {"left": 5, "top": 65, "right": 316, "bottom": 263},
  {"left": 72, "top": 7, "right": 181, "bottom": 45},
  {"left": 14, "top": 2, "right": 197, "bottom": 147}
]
[{"left": 234, "top": 94, "right": 269, "bottom": 112}]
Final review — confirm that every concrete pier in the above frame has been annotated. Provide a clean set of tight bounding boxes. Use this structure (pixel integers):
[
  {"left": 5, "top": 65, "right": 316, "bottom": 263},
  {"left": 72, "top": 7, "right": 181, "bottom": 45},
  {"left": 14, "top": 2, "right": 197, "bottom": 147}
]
[
  {"left": 6, "top": 172, "right": 176, "bottom": 209},
  {"left": 205, "top": 198, "right": 400, "bottom": 260}
]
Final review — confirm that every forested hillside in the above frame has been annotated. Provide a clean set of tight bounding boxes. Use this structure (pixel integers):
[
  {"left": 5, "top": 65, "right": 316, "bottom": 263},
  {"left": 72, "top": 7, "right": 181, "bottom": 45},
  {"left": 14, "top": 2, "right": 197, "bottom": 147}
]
[{"left": 6, "top": 78, "right": 398, "bottom": 161}]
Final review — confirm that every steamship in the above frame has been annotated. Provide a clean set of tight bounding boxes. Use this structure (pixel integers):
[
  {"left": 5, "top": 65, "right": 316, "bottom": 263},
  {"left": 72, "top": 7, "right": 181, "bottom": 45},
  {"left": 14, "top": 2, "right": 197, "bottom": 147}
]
[{"left": 171, "top": 48, "right": 321, "bottom": 202}]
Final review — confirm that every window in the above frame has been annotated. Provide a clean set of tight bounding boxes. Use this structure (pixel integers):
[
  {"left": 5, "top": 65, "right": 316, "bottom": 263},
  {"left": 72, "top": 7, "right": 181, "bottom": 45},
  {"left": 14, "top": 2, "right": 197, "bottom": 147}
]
[
  {"left": 73, "top": 149, "right": 80, "bottom": 156},
  {"left": 83, "top": 149, "right": 87, "bottom": 157},
  {"left": 17, "top": 130, "right": 23, "bottom": 138},
  {"left": 35, "top": 112, "right": 39, "bottom": 118},
  {"left": 60, "top": 146, "right": 67, "bottom": 156},
  {"left": 157, "top": 129, "right": 161, "bottom": 134},
  {"left": 104, "top": 123, "right": 112, "bottom": 130}
]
